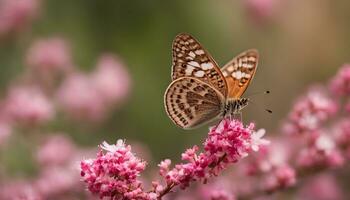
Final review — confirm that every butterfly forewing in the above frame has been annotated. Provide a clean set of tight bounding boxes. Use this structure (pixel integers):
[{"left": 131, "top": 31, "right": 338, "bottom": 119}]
[
  {"left": 172, "top": 33, "right": 227, "bottom": 97},
  {"left": 164, "top": 77, "right": 224, "bottom": 129},
  {"left": 221, "top": 49, "right": 258, "bottom": 98}
]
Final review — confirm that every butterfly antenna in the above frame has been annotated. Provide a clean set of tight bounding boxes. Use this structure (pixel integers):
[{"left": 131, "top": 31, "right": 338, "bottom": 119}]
[
  {"left": 246, "top": 90, "right": 270, "bottom": 98},
  {"left": 248, "top": 99, "right": 273, "bottom": 114}
]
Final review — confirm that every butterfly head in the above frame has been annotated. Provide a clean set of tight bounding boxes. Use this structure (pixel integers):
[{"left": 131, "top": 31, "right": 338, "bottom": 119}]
[{"left": 223, "top": 98, "right": 249, "bottom": 118}]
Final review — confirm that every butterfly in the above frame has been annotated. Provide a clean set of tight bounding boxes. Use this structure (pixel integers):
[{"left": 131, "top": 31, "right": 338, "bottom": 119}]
[{"left": 164, "top": 33, "right": 259, "bottom": 129}]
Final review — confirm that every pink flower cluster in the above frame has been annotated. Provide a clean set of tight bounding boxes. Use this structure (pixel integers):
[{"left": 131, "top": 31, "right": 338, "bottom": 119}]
[
  {"left": 0, "top": 134, "right": 91, "bottom": 200},
  {"left": 80, "top": 119, "right": 268, "bottom": 200},
  {"left": 296, "top": 133, "right": 344, "bottom": 169},
  {"left": 2, "top": 85, "right": 54, "bottom": 126},
  {"left": 283, "top": 87, "right": 338, "bottom": 135},
  {"left": 26, "top": 37, "right": 73, "bottom": 74},
  {"left": 57, "top": 54, "right": 130, "bottom": 122},
  {"left": 0, "top": 36, "right": 132, "bottom": 139},
  {"left": 329, "top": 64, "right": 350, "bottom": 96},
  {"left": 0, "top": 0, "right": 40, "bottom": 37},
  {"left": 81, "top": 140, "right": 151, "bottom": 199},
  {"left": 36, "top": 134, "right": 76, "bottom": 167},
  {"left": 333, "top": 119, "right": 350, "bottom": 158}
]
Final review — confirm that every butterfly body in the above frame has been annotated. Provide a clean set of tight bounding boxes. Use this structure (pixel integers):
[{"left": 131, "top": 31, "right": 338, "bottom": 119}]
[
  {"left": 222, "top": 98, "right": 249, "bottom": 117},
  {"left": 164, "top": 33, "right": 258, "bottom": 129}
]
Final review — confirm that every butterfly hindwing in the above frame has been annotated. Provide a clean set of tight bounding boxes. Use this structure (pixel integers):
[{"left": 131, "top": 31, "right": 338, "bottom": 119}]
[
  {"left": 164, "top": 77, "right": 224, "bottom": 129},
  {"left": 172, "top": 33, "right": 227, "bottom": 97},
  {"left": 221, "top": 49, "right": 258, "bottom": 98}
]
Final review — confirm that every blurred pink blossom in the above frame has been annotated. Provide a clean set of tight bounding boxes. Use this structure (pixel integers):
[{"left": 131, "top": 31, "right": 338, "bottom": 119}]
[
  {"left": 206, "top": 189, "right": 234, "bottom": 200},
  {"left": 36, "top": 134, "right": 76, "bottom": 167},
  {"left": 296, "top": 133, "right": 344, "bottom": 169},
  {"left": 35, "top": 166, "right": 80, "bottom": 198},
  {"left": 243, "top": 137, "right": 292, "bottom": 176},
  {"left": 333, "top": 119, "right": 350, "bottom": 151},
  {"left": 0, "top": 180, "right": 42, "bottom": 200},
  {"left": 297, "top": 174, "right": 344, "bottom": 200},
  {"left": 263, "top": 165, "right": 296, "bottom": 193},
  {"left": 0, "top": 0, "right": 40, "bottom": 37},
  {"left": 56, "top": 73, "right": 107, "bottom": 122},
  {"left": 92, "top": 54, "right": 131, "bottom": 105},
  {"left": 243, "top": 0, "right": 279, "bottom": 25},
  {"left": 26, "top": 37, "right": 73, "bottom": 74},
  {"left": 56, "top": 54, "right": 131, "bottom": 122},
  {"left": 329, "top": 64, "right": 350, "bottom": 96},
  {"left": 283, "top": 87, "right": 338, "bottom": 135},
  {"left": 199, "top": 179, "right": 236, "bottom": 200},
  {"left": 3, "top": 85, "right": 54, "bottom": 126}
]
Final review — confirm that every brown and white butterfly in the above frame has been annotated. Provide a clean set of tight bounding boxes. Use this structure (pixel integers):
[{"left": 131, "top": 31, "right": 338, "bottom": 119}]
[{"left": 164, "top": 33, "right": 258, "bottom": 129}]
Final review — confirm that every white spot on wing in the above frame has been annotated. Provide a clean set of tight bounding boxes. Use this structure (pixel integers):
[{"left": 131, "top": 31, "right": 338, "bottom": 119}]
[
  {"left": 233, "top": 71, "right": 243, "bottom": 80},
  {"left": 195, "top": 49, "right": 205, "bottom": 55},
  {"left": 201, "top": 62, "right": 214, "bottom": 70},
  {"left": 245, "top": 73, "right": 251, "bottom": 78},
  {"left": 222, "top": 71, "right": 228, "bottom": 77},
  {"left": 247, "top": 64, "right": 254, "bottom": 69},
  {"left": 188, "top": 61, "right": 200, "bottom": 68},
  {"left": 248, "top": 57, "right": 256, "bottom": 62},
  {"left": 194, "top": 71, "right": 205, "bottom": 77},
  {"left": 189, "top": 51, "right": 196, "bottom": 58},
  {"left": 185, "top": 66, "right": 195, "bottom": 75},
  {"left": 227, "top": 66, "right": 234, "bottom": 72}
]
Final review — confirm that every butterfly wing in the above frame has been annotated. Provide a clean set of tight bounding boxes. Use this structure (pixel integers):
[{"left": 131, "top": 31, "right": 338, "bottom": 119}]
[
  {"left": 172, "top": 33, "right": 227, "bottom": 97},
  {"left": 164, "top": 77, "right": 224, "bottom": 129},
  {"left": 221, "top": 49, "right": 259, "bottom": 99}
]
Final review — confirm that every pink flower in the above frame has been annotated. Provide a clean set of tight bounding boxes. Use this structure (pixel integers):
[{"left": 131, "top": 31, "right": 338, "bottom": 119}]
[
  {"left": 250, "top": 129, "right": 270, "bottom": 151},
  {"left": 243, "top": 0, "right": 281, "bottom": 26},
  {"left": 36, "top": 134, "right": 75, "bottom": 167},
  {"left": 158, "top": 159, "right": 171, "bottom": 177},
  {"left": 26, "top": 37, "right": 73, "bottom": 74},
  {"left": 56, "top": 73, "right": 107, "bottom": 122},
  {"left": 296, "top": 133, "right": 344, "bottom": 169},
  {"left": 80, "top": 139, "right": 149, "bottom": 199},
  {"left": 91, "top": 54, "right": 131, "bottom": 105},
  {"left": 81, "top": 119, "right": 267, "bottom": 199},
  {"left": 242, "top": 137, "right": 292, "bottom": 176},
  {"left": 0, "top": 0, "right": 40, "bottom": 37},
  {"left": 263, "top": 165, "right": 296, "bottom": 192},
  {"left": 160, "top": 119, "right": 268, "bottom": 190},
  {"left": 3, "top": 85, "right": 54, "bottom": 126},
  {"left": 329, "top": 64, "right": 350, "bottom": 96},
  {"left": 199, "top": 179, "right": 236, "bottom": 200},
  {"left": 207, "top": 189, "right": 235, "bottom": 200},
  {"left": 35, "top": 166, "right": 80, "bottom": 198},
  {"left": 333, "top": 119, "right": 350, "bottom": 147},
  {"left": 0, "top": 180, "right": 42, "bottom": 200},
  {"left": 284, "top": 87, "right": 338, "bottom": 134},
  {"left": 297, "top": 174, "right": 344, "bottom": 200}
]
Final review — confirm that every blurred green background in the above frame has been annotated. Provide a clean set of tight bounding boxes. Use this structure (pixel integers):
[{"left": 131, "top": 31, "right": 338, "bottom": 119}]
[{"left": 1, "top": 0, "right": 350, "bottom": 167}]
